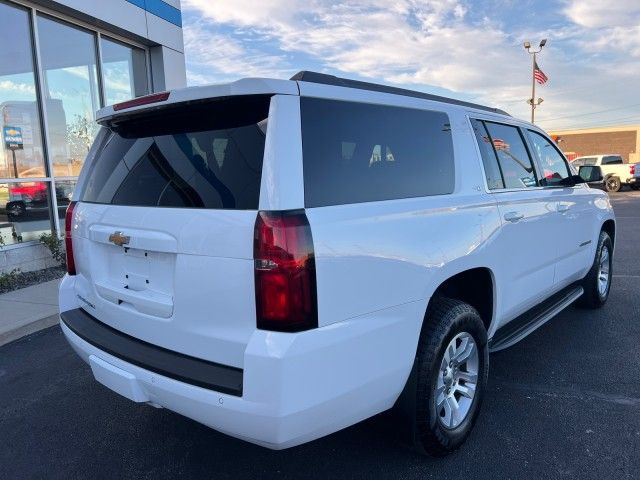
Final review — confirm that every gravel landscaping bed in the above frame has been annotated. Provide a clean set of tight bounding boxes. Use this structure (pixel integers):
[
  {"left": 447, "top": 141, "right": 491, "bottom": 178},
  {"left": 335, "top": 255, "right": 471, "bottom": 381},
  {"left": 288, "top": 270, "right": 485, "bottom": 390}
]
[{"left": 0, "top": 266, "right": 65, "bottom": 294}]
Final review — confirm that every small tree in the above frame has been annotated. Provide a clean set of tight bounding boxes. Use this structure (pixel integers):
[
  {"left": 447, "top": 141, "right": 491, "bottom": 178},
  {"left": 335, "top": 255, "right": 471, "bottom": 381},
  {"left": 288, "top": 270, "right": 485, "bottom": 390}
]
[{"left": 65, "top": 113, "right": 96, "bottom": 175}]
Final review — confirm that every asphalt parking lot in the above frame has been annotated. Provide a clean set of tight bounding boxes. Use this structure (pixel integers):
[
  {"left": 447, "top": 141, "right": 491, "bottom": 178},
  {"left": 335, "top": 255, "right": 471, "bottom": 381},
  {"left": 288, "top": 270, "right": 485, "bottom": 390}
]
[{"left": 1, "top": 190, "right": 639, "bottom": 480}]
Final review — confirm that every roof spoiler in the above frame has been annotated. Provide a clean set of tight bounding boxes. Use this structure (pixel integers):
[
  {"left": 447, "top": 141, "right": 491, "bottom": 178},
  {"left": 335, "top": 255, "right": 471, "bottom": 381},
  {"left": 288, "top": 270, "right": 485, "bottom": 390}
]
[{"left": 290, "top": 70, "right": 510, "bottom": 116}]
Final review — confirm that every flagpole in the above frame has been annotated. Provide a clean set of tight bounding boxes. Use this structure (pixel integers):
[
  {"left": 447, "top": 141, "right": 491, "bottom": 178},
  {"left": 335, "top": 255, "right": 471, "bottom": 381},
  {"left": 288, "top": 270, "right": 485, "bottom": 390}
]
[
  {"left": 523, "top": 39, "right": 546, "bottom": 124},
  {"left": 531, "top": 52, "right": 536, "bottom": 123}
]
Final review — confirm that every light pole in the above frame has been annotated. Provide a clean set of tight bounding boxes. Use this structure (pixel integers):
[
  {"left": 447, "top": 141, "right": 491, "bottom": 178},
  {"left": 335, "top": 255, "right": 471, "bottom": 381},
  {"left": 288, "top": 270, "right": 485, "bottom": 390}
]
[{"left": 524, "top": 39, "right": 546, "bottom": 123}]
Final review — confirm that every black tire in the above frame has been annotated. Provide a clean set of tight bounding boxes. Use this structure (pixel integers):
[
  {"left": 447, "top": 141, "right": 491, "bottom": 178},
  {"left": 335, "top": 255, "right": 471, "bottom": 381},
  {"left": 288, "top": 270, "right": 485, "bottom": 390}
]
[
  {"left": 605, "top": 176, "right": 621, "bottom": 193},
  {"left": 6, "top": 201, "right": 26, "bottom": 219},
  {"left": 576, "top": 231, "right": 613, "bottom": 309},
  {"left": 631, "top": 184, "right": 640, "bottom": 191},
  {"left": 412, "top": 297, "right": 488, "bottom": 456}
]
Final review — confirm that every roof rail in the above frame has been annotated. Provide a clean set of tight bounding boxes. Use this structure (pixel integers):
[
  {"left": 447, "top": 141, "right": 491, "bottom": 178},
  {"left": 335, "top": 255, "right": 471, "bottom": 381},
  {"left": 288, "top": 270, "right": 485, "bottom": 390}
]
[{"left": 290, "top": 71, "right": 510, "bottom": 116}]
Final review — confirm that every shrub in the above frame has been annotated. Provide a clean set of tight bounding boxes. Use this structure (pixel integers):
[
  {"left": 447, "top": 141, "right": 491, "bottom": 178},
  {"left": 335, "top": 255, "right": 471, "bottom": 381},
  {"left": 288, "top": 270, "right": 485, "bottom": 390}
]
[
  {"left": 0, "top": 268, "right": 20, "bottom": 290},
  {"left": 39, "top": 232, "right": 66, "bottom": 266}
]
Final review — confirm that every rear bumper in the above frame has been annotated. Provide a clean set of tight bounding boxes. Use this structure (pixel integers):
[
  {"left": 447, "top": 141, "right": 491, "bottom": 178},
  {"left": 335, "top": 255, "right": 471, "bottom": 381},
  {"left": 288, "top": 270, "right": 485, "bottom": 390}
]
[
  {"left": 61, "top": 309, "right": 243, "bottom": 396},
  {"left": 59, "top": 279, "right": 425, "bottom": 449}
]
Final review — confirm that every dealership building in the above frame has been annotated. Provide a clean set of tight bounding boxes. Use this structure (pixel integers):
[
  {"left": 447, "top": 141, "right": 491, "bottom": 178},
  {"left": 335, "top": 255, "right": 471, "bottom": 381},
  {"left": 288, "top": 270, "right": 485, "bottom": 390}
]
[
  {"left": 549, "top": 125, "right": 640, "bottom": 164},
  {"left": 0, "top": 0, "right": 186, "bottom": 273}
]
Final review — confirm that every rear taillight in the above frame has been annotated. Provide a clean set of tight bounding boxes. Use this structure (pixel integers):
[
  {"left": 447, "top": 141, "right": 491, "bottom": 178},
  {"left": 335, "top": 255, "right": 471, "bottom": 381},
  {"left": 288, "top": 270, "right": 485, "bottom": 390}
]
[
  {"left": 254, "top": 210, "right": 318, "bottom": 332},
  {"left": 65, "top": 201, "right": 77, "bottom": 275},
  {"left": 631, "top": 164, "right": 636, "bottom": 175}
]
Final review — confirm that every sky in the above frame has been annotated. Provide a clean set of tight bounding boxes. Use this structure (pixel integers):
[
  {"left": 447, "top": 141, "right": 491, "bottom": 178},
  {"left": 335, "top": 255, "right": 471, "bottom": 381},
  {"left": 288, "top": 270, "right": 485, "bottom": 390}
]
[{"left": 180, "top": 0, "right": 640, "bottom": 132}]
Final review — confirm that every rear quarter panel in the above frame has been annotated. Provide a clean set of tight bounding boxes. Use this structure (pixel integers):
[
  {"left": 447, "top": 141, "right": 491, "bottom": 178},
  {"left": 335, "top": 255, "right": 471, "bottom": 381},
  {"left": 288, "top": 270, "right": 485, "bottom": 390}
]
[{"left": 307, "top": 194, "right": 501, "bottom": 328}]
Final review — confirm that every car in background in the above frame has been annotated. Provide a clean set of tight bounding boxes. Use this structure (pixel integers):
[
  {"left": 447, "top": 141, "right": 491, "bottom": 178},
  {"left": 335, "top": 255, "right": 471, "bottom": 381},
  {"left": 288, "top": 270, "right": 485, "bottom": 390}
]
[
  {"left": 631, "top": 162, "right": 640, "bottom": 190},
  {"left": 4, "top": 166, "right": 73, "bottom": 219},
  {"left": 571, "top": 154, "right": 637, "bottom": 192}
]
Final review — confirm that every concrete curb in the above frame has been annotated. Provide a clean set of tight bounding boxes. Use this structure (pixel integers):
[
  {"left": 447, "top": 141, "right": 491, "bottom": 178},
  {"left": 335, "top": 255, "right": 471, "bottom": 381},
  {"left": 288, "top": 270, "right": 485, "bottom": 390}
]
[{"left": 0, "top": 314, "right": 60, "bottom": 347}]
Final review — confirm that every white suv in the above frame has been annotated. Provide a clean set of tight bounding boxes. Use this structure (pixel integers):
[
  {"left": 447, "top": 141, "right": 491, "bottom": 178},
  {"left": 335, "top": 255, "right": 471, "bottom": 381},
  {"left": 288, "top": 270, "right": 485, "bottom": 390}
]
[{"left": 59, "top": 72, "right": 615, "bottom": 456}]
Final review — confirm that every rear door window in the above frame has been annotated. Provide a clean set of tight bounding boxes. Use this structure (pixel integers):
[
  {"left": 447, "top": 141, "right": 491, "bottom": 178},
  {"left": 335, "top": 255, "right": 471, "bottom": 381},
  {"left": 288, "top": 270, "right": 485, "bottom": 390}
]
[
  {"left": 300, "top": 98, "right": 455, "bottom": 207},
  {"left": 483, "top": 122, "right": 538, "bottom": 189},
  {"left": 471, "top": 119, "right": 504, "bottom": 190},
  {"left": 81, "top": 95, "right": 270, "bottom": 209}
]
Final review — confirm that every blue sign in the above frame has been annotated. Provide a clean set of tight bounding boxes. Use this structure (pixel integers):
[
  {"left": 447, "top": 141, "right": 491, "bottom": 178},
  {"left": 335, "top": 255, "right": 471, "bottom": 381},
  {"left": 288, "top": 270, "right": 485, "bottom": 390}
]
[{"left": 3, "top": 126, "right": 23, "bottom": 150}]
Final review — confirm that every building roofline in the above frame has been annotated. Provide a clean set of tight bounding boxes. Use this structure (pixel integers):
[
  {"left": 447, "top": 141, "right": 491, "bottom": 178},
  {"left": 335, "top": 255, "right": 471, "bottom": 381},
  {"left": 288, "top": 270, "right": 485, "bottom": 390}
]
[{"left": 549, "top": 124, "right": 640, "bottom": 135}]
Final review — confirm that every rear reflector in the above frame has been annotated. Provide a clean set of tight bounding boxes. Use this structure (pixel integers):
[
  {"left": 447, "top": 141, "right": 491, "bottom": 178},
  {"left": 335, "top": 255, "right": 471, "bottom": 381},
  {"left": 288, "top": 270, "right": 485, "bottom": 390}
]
[
  {"left": 631, "top": 164, "right": 636, "bottom": 176},
  {"left": 254, "top": 210, "right": 318, "bottom": 332},
  {"left": 113, "top": 92, "right": 170, "bottom": 111},
  {"left": 65, "top": 201, "right": 77, "bottom": 275}
]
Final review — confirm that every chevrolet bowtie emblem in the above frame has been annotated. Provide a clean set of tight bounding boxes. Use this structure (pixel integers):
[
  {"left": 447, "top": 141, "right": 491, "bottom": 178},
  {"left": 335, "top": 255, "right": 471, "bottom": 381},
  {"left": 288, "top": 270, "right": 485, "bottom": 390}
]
[{"left": 109, "top": 231, "right": 130, "bottom": 247}]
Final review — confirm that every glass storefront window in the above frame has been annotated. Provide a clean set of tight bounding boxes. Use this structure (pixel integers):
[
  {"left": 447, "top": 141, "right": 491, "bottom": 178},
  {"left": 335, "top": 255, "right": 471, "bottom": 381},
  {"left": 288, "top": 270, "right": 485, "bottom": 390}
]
[
  {"left": 54, "top": 179, "right": 76, "bottom": 220},
  {"left": 0, "top": 2, "right": 47, "bottom": 180},
  {"left": 0, "top": 181, "right": 53, "bottom": 245},
  {"left": 37, "top": 15, "right": 101, "bottom": 178},
  {"left": 101, "top": 37, "right": 148, "bottom": 105},
  {"left": 0, "top": 4, "right": 150, "bottom": 246}
]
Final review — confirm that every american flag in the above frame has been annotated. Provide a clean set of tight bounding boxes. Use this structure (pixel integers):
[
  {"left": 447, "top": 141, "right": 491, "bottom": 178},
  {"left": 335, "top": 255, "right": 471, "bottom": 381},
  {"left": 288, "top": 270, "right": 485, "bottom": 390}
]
[{"left": 534, "top": 60, "right": 548, "bottom": 85}]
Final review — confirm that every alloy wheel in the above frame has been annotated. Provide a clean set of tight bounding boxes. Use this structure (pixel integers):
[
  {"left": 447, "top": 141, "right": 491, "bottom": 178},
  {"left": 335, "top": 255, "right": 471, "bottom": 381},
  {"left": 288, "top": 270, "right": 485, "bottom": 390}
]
[
  {"left": 434, "top": 332, "right": 479, "bottom": 429},
  {"left": 597, "top": 245, "right": 611, "bottom": 297}
]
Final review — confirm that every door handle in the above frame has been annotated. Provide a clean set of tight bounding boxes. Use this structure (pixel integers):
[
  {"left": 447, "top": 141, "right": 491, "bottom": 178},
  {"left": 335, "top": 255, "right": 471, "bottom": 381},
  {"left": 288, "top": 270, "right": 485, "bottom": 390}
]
[
  {"left": 557, "top": 203, "right": 570, "bottom": 213},
  {"left": 504, "top": 211, "right": 524, "bottom": 222}
]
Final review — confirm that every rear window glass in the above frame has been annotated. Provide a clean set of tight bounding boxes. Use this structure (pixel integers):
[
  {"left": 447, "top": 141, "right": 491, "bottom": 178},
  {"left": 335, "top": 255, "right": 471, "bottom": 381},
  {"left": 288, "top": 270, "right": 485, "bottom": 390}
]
[
  {"left": 300, "top": 98, "right": 455, "bottom": 207},
  {"left": 81, "top": 95, "right": 270, "bottom": 209},
  {"left": 574, "top": 157, "right": 597, "bottom": 166},
  {"left": 602, "top": 155, "right": 623, "bottom": 165}
]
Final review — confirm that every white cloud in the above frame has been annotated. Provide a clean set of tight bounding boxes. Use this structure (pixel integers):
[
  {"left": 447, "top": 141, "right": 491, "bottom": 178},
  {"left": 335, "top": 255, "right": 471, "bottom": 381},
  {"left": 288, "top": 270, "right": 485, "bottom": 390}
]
[
  {"left": 563, "top": 0, "right": 640, "bottom": 58},
  {"left": 183, "top": 21, "right": 293, "bottom": 83},
  {"left": 183, "top": 0, "right": 523, "bottom": 93},
  {"left": 181, "top": 0, "right": 640, "bottom": 129},
  {"left": 591, "top": 25, "right": 640, "bottom": 57},
  {"left": 563, "top": 0, "right": 640, "bottom": 28},
  {"left": 0, "top": 80, "right": 36, "bottom": 96}
]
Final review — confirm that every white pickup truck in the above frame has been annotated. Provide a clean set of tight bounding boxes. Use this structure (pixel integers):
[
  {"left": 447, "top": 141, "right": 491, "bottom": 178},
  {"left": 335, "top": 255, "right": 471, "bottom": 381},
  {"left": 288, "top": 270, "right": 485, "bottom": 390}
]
[{"left": 571, "top": 154, "right": 638, "bottom": 192}]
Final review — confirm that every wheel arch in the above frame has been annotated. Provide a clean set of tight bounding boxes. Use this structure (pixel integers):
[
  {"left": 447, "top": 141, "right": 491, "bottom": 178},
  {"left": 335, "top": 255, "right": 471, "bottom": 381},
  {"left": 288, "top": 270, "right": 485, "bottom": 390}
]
[
  {"left": 428, "top": 267, "right": 496, "bottom": 334},
  {"left": 602, "top": 218, "right": 616, "bottom": 246},
  {"left": 393, "top": 267, "right": 495, "bottom": 436}
]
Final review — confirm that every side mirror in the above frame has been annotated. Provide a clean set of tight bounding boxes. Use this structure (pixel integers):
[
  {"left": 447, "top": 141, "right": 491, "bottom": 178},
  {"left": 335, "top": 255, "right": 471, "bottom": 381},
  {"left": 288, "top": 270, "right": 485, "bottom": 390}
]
[
  {"left": 557, "top": 175, "right": 585, "bottom": 187},
  {"left": 579, "top": 165, "right": 603, "bottom": 183}
]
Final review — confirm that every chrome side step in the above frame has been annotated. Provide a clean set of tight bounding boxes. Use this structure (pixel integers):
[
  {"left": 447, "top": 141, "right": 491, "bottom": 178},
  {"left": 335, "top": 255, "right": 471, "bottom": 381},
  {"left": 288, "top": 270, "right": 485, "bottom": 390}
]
[{"left": 489, "top": 285, "right": 584, "bottom": 353}]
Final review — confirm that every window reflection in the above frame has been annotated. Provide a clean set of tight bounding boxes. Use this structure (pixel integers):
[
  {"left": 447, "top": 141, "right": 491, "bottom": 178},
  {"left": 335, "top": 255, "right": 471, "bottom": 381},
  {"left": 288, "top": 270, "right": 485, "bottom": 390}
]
[
  {"left": 0, "top": 182, "right": 53, "bottom": 245},
  {"left": 101, "top": 36, "right": 148, "bottom": 105},
  {"left": 37, "top": 15, "right": 100, "bottom": 178},
  {"left": 54, "top": 179, "right": 76, "bottom": 220},
  {"left": 0, "top": 2, "right": 47, "bottom": 180},
  {"left": 484, "top": 122, "right": 538, "bottom": 189}
]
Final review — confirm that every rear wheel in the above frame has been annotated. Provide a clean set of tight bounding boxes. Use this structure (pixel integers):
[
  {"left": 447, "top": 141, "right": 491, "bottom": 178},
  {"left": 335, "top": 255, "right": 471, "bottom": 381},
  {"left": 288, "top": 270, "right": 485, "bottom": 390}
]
[
  {"left": 412, "top": 297, "right": 488, "bottom": 456},
  {"left": 605, "top": 176, "right": 621, "bottom": 192},
  {"left": 577, "top": 231, "right": 612, "bottom": 309},
  {"left": 6, "top": 201, "right": 26, "bottom": 219}
]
